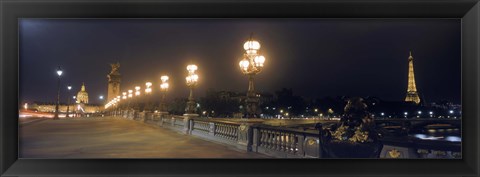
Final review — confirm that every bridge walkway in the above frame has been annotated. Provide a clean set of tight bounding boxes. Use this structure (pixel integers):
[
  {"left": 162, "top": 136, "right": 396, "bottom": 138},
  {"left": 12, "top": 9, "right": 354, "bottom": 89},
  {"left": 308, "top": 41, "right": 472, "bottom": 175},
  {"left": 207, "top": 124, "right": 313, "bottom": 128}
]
[{"left": 19, "top": 117, "right": 267, "bottom": 158}]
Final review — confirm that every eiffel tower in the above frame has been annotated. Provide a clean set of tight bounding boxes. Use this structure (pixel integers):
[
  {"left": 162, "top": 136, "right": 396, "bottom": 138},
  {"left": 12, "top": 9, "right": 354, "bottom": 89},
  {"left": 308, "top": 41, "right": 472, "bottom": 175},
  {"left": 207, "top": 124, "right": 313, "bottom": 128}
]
[{"left": 405, "top": 51, "right": 421, "bottom": 104}]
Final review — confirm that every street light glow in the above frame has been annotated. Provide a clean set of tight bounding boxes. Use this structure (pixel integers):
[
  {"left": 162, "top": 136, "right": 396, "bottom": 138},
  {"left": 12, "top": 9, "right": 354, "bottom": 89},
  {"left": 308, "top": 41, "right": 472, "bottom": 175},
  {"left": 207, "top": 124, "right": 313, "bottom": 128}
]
[
  {"left": 161, "top": 75, "right": 169, "bottom": 82},
  {"left": 135, "top": 86, "right": 141, "bottom": 96},
  {"left": 243, "top": 40, "right": 261, "bottom": 50},
  {"left": 187, "top": 64, "right": 198, "bottom": 74},
  {"left": 145, "top": 82, "right": 152, "bottom": 94},
  {"left": 56, "top": 67, "right": 63, "bottom": 76}
]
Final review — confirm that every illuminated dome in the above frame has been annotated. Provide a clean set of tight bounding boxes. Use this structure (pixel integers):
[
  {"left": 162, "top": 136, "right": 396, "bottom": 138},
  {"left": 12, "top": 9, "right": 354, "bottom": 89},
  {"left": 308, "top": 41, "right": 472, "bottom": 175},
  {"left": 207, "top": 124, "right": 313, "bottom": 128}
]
[{"left": 76, "top": 82, "right": 89, "bottom": 104}]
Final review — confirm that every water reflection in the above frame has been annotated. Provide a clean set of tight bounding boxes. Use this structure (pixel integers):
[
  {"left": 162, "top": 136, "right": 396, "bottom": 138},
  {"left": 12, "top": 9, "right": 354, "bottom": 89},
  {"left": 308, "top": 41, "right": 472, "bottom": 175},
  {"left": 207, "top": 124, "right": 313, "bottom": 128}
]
[{"left": 411, "top": 127, "right": 461, "bottom": 142}]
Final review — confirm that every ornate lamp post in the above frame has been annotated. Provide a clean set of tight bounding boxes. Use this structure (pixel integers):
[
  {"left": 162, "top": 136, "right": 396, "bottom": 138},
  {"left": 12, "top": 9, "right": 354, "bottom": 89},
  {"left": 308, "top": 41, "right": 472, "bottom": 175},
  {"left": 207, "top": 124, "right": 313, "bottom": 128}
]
[
  {"left": 72, "top": 96, "right": 76, "bottom": 117},
  {"left": 185, "top": 64, "right": 198, "bottom": 115},
  {"left": 238, "top": 35, "right": 266, "bottom": 118},
  {"left": 134, "top": 86, "right": 141, "bottom": 111},
  {"left": 122, "top": 91, "right": 127, "bottom": 108},
  {"left": 160, "top": 75, "right": 169, "bottom": 113},
  {"left": 135, "top": 86, "right": 141, "bottom": 96},
  {"left": 66, "top": 85, "right": 72, "bottom": 118},
  {"left": 54, "top": 66, "right": 63, "bottom": 120},
  {"left": 127, "top": 89, "right": 133, "bottom": 109},
  {"left": 116, "top": 95, "right": 121, "bottom": 116},
  {"left": 144, "top": 82, "right": 152, "bottom": 112}
]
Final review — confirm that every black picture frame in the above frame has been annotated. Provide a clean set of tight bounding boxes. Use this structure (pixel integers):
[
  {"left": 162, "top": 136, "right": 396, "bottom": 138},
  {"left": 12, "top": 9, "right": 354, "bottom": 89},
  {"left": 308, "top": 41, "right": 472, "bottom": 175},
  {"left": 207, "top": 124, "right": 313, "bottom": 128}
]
[{"left": 1, "top": 0, "right": 479, "bottom": 176}]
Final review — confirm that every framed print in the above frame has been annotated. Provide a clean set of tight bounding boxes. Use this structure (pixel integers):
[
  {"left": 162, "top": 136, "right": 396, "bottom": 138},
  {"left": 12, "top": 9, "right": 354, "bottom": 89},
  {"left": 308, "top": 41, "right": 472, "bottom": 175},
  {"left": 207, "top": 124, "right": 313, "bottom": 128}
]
[{"left": 1, "top": 0, "right": 479, "bottom": 176}]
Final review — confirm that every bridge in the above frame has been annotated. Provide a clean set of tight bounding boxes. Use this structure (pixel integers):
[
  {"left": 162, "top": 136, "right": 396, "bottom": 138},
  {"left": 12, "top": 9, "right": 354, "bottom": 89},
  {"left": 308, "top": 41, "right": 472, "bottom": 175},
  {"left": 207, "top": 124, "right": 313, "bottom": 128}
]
[{"left": 19, "top": 112, "right": 461, "bottom": 159}]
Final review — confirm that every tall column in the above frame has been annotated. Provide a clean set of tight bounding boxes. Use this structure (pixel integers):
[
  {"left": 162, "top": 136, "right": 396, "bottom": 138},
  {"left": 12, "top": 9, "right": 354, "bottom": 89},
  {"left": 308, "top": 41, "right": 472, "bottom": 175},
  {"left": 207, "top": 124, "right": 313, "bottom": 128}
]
[{"left": 107, "top": 63, "right": 121, "bottom": 102}]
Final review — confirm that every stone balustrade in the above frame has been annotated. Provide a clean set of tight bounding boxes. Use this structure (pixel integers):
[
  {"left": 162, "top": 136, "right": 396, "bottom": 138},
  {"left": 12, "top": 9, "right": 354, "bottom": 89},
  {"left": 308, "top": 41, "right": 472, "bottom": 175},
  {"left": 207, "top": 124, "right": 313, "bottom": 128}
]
[{"left": 106, "top": 112, "right": 461, "bottom": 159}]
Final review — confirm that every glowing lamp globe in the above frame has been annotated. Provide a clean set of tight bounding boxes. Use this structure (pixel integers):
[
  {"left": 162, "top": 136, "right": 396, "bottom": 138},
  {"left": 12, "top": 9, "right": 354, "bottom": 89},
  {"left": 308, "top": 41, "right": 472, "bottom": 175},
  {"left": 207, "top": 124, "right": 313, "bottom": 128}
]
[
  {"left": 243, "top": 40, "right": 261, "bottom": 50},
  {"left": 161, "top": 75, "right": 169, "bottom": 82},
  {"left": 239, "top": 59, "right": 249, "bottom": 70},
  {"left": 254, "top": 55, "right": 265, "bottom": 67},
  {"left": 187, "top": 64, "right": 198, "bottom": 73}
]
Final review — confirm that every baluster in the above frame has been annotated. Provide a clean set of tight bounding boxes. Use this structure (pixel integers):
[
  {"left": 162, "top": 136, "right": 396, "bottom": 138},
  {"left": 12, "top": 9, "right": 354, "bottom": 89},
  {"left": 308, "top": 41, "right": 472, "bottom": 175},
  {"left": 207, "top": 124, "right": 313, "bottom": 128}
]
[
  {"left": 220, "top": 125, "right": 225, "bottom": 137},
  {"left": 279, "top": 132, "right": 284, "bottom": 151},
  {"left": 286, "top": 133, "right": 292, "bottom": 153},
  {"left": 281, "top": 132, "right": 287, "bottom": 152},
  {"left": 289, "top": 133, "right": 295, "bottom": 154},
  {"left": 227, "top": 125, "right": 231, "bottom": 139},
  {"left": 273, "top": 131, "right": 277, "bottom": 150},
  {"left": 265, "top": 130, "right": 273, "bottom": 149},
  {"left": 263, "top": 130, "right": 268, "bottom": 147},
  {"left": 277, "top": 131, "right": 282, "bottom": 151},
  {"left": 234, "top": 126, "right": 238, "bottom": 140},
  {"left": 228, "top": 125, "right": 231, "bottom": 139},
  {"left": 271, "top": 131, "right": 277, "bottom": 150},
  {"left": 260, "top": 130, "right": 266, "bottom": 147},
  {"left": 271, "top": 131, "right": 276, "bottom": 150},
  {"left": 222, "top": 125, "right": 226, "bottom": 138},
  {"left": 225, "top": 125, "right": 230, "bottom": 139}
]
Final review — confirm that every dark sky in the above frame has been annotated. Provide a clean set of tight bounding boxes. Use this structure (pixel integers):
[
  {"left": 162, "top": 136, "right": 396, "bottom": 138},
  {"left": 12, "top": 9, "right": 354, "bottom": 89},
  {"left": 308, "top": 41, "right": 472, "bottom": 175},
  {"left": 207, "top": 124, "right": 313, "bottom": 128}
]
[{"left": 19, "top": 19, "right": 461, "bottom": 105}]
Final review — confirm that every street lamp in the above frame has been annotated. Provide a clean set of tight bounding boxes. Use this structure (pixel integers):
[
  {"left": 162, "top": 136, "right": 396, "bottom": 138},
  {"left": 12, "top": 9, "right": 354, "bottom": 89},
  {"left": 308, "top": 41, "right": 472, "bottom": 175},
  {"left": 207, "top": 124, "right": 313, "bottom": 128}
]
[
  {"left": 127, "top": 90, "right": 133, "bottom": 110},
  {"left": 128, "top": 90, "right": 133, "bottom": 98},
  {"left": 160, "top": 75, "right": 169, "bottom": 113},
  {"left": 72, "top": 95, "right": 77, "bottom": 117},
  {"left": 135, "top": 86, "right": 141, "bottom": 96},
  {"left": 66, "top": 85, "right": 72, "bottom": 118},
  {"left": 145, "top": 82, "right": 152, "bottom": 112},
  {"left": 238, "top": 34, "right": 266, "bottom": 118},
  {"left": 185, "top": 64, "right": 199, "bottom": 115},
  {"left": 54, "top": 66, "right": 63, "bottom": 120}
]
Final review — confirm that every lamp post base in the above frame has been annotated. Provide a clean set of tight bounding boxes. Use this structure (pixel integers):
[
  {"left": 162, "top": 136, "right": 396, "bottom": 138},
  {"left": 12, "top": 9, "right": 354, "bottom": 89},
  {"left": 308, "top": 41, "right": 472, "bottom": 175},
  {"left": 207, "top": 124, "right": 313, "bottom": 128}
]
[{"left": 245, "top": 95, "right": 260, "bottom": 119}]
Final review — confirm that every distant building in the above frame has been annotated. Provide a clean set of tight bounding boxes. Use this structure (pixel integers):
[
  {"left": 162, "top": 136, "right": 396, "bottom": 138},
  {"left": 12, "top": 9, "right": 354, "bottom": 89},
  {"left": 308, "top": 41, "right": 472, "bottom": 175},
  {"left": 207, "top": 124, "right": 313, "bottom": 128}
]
[
  {"left": 28, "top": 82, "right": 102, "bottom": 115},
  {"left": 76, "top": 83, "right": 89, "bottom": 104},
  {"left": 31, "top": 103, "right": 102, "bottom": 114}
]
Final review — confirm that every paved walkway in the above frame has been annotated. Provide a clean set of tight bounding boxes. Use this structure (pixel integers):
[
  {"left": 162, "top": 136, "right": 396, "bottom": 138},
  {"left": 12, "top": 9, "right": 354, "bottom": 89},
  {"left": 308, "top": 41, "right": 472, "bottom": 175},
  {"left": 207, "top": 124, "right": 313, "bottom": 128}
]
[{"left": 19, "top": 117, "right": 267, "bottom": 158}]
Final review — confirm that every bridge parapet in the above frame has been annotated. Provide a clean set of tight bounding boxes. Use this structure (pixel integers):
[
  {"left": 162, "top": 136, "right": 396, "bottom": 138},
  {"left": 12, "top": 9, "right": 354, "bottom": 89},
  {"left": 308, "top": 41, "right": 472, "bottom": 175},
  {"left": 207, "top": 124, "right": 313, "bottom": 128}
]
[{"left": 107, "top": 112, "right": 460, "bottom": 159}]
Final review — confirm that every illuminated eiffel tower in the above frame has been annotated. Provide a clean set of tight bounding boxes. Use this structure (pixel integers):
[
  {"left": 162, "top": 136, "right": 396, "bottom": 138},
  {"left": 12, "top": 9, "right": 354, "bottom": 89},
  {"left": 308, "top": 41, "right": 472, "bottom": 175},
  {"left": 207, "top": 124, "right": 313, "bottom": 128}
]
[{"left": 405, "top": 51, "right": 421, "bottom": 104}]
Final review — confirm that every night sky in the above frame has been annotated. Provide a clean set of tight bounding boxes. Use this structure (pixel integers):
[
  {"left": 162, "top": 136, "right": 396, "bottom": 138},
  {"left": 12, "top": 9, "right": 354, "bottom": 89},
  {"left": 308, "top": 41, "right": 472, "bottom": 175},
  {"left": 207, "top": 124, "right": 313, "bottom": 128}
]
[{"left": 19, "top": 19, "right": 461, "bottom": 105}]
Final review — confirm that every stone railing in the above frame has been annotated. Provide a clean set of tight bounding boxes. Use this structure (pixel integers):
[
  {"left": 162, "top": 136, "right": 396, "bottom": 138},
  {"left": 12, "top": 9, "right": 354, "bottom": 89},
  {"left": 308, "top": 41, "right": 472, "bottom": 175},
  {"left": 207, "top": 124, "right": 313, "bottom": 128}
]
[
  {"left": 140, "top": 115, "right": 322, "bottom": 158},
  {"left": 156, "top": 115, "right": 190, "bottom": 134},
  {"left": 379, "top": 136, "right": 461, "bottom": 159},
  {"left": 251, "top": 125, "right": 320, "bottom": 158},
  {"left": 190, "top": 119, "right": 242, "bottom": 148},
  {"left": 109, "top": 112, "right": 460, "bottom": 159}
]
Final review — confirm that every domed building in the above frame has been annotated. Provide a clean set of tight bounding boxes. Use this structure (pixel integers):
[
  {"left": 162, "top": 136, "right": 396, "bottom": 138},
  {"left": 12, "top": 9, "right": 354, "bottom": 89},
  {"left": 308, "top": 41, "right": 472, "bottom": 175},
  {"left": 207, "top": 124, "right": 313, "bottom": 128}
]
[{"left": 76, "top": 83, "right": 89, "bottom": 104}]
